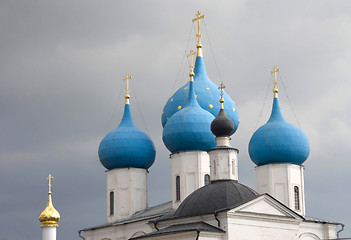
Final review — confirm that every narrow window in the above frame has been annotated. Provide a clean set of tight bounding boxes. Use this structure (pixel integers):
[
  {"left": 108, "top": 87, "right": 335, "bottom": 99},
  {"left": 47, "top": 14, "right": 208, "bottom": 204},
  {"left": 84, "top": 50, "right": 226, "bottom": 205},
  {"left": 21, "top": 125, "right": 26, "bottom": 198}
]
[
  {"left": 232, "top": 160, "right": 235, "bottom": 175},
  {"left": 204, "top": 174, "right": 210, "bottom": 185},
  {"left": 294, "top": 186, "right": 300, "bottom": 210},
  {"left": 109, "top": 191, "right": 114, "bottom": 216},
  {"left": 176, "top": 176, "right": 180, "bottom": 201},
  {"left": 213, "top": 160, "right": 216, "bottom": 174}
]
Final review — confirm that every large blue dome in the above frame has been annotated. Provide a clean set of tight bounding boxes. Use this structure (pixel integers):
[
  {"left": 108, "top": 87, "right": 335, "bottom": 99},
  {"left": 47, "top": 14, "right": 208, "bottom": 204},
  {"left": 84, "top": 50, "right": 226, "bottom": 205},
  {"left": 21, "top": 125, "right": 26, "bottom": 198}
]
[
  {"left": 248, "top": 97, "right": 310, "bottom": 166},
  {"left": 98, "top": 103, "right": 156, "bottom": 170},
  {"left": 163, "top": 78, "right": 216, "bottom": 153},
  {"left": 161, "top": 55, "right": 239, "bottom": 133}
]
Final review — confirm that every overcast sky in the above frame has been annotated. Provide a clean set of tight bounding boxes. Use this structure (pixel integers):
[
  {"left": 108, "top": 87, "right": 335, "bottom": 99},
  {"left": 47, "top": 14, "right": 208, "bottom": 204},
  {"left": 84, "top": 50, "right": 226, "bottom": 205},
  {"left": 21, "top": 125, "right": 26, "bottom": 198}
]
[{"left": 1, "top": 1, "right": 350, "bottom": 239}]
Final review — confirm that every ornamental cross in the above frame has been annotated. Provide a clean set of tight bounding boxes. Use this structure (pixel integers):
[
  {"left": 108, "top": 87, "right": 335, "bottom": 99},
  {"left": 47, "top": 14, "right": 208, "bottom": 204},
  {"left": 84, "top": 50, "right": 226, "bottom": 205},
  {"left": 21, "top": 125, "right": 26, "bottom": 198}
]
[
  {"left": 46, "top": 174, "right": 54, "bottom": 193},
  {"left": 187, "top": 49, "right": 196, "bottom": 70},
  {"left": 219, "top": 83, "right": 225, "bottom": 97},
  {"left": 192, "top": 11, "right": 204, "bottom": 44},
  {"left": 124, "top": 74, "right": 132, "bottom": 96},
  {"left": 271, "top": 66, "right": 280, "bottom": 90}
]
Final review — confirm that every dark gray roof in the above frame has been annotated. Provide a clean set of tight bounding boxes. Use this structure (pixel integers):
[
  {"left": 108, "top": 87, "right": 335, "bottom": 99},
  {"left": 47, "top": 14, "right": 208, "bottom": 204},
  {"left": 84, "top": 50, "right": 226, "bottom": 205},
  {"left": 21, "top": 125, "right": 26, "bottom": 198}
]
[
  {"left": 129, "top": 222, "right": 225, "bottom": 240},
  {"left": 82, "top": 201, "right": 172, "bottom": 231},
  {"left": 158, "top": 180, "right": 259, "bottom": 221}
]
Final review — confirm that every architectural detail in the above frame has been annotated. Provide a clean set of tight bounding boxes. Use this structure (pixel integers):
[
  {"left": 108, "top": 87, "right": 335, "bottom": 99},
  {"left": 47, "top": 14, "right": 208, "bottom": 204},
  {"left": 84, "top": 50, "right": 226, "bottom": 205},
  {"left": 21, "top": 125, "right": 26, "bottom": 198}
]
[
  {"left": 81, "top": 13, "right": 345, "bottom": 240},
  {"left": 249, "top": 66, "right": 310, "bottom": 215},
  {"left": 208, "top": 86, "right": 239, "bottom": 181},
  {"left": 192, "top": 11, "right": 204, "bottom": 57},
  {"left": 106, "top": 168, "right": 148, "bottom": 223},
  {"left": 161, "top": 12, "right": 239, "bottom": 133},
  {"left": 98, "top": 74, "right": 156, "bottom": 222},
  {"left": 171, "top": 151, "right": 210, "bottom": 208},
  {"left": 255, "top": 163, "right": 306, "bottom": 215},
  {"left": 39, "top": 174, "right": 60, "bottom": 240},
  {"left": 163, "top": 50, "right": 213, "bottom": 208}
]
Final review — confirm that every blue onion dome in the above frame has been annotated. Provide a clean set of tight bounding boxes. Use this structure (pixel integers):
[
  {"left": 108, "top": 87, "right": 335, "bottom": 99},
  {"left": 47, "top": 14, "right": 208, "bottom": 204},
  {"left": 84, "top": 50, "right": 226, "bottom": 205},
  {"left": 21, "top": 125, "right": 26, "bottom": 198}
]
[
  {"left": 248, "top": 68, "right": 310, "bottom": 166},
  {"left": 163, "top": 62, "right": 216, "bottom": 153},
  {"left": 211, "top": 92, "right": 235, "bottom": 138},
  {"left": 98, "top": 77, "right": 156, "bottom": 170},
  {"left": 161, "top": 49, "right": 239, "bottom": 134}
]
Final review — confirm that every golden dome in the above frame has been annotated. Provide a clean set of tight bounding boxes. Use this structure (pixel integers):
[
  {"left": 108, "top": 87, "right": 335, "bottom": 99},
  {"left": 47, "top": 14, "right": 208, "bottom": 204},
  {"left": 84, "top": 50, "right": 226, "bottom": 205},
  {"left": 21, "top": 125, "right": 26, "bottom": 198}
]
[
  {"left": 39, "top": 192, "right": 60, "bottom": 227},
  {"left": 39, "top": 174, "right": 60, "bottom": 227}
]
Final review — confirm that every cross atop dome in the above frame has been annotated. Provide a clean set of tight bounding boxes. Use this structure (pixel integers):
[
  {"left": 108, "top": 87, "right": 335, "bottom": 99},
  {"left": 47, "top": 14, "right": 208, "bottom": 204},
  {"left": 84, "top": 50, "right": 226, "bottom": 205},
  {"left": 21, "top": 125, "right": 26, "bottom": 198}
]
[
  {"left": 192, "top": 11, "right": 204, "bottom": 57},
  {"left": 124, "top": 74, "right": 132, "bottom": 104},
  {"left": 187, "top": 49, "right": 196, "bottom": 79},
  {"left": 46, "top": 174, "right": 53, "bottom": 193},
  {"left": 271, "top": 66, "right": 280, "bottom": 98},
  {"left": 219, "top": 83, "right": 225, "bottom": 109}
]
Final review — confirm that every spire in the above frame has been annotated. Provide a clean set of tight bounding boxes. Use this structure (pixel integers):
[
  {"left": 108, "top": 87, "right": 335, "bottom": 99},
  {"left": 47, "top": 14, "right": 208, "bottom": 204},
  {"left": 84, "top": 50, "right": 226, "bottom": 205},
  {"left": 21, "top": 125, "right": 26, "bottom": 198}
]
[
  {"left": 124, "top": 74, "right": 132, "bottom": 104},
  {"left": 211, "top": 83, "right": 234, "bottom": 142},
  {"left": 187, "top": 49, "right": 196, "bottom": 82},
  {"left": 271, "top": 66, "right": 280, "bottom": 98},
  {"left": 185, "top": 49, "right": 198, "bottom": 107},
  {"left": 192, "top": 11, "right": 204, "bottom": 57},
  {"left": 219, "top": 83, "right": 225, "bottom": 109},
  {"left": 39, "top": 174, "right": 60, "bottom": 228}
]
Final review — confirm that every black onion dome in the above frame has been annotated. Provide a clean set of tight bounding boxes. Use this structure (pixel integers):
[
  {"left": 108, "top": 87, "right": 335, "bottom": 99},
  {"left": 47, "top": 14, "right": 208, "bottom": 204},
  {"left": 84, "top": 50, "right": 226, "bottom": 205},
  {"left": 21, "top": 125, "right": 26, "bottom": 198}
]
[
  {"left": 211, "top": 109, "right": 235, "bottom": 138},
  {"left": 174, "top": 180, "right": 258, "bottom": 218}
]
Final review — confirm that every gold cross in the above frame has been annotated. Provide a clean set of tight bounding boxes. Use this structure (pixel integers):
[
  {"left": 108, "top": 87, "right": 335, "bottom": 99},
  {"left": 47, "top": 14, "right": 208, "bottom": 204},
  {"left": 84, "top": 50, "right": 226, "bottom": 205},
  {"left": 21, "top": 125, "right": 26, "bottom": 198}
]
[
  {"left": 192, "top": 11, "right": 204, "bottom": 44},
  {"left": 47, "top": 174, "right": 53, "bottom": 193},
  {"left": 123, "top": 74, "right": 132, "bottom": 96},
  {"left": 187, "top": 49, "right": 196, "bottom": 70},
  {"left": 219, "top": 83, "right": 225, "bottom": 97},
  {"left": 271, "top": 66, "right": 280, "bottom": 97}
]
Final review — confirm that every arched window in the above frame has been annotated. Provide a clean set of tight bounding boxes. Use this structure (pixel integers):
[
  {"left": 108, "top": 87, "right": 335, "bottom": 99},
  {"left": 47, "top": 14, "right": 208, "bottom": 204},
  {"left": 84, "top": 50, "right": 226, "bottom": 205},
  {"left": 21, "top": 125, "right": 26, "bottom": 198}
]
[
  {"left": 176, "top": 176, "right": 180, "bottom": 201},
  {"left": 294, "top": 186, "right": 300, "bottom": 210},
  {"left": 204, "top": 174, "right": 210, "bottom": 185},
  {"left": 109, "top": 191, "right": 114, "bottom": 216}
]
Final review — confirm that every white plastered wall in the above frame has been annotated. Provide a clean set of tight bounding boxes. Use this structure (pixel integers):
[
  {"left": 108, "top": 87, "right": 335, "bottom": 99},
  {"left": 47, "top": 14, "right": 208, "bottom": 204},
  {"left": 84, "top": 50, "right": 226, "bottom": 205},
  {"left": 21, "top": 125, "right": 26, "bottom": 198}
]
[
  {"left": 84, "top": 218, "right": 153, "bottom": 240},
  {"left": 256, "top": 163, "right": 305, "bottom": 215},
  {"left": 106, "top": 168, "right": 147, "bottom": 223},
  {"left": 208, "top": 148, "right": 238, "bottom": 181},
  {"left": 42, "top": 227, "right": 56, "bottom": 240},
  {"left": 171, "top": 151, "right": 210, "bottom": 209}
]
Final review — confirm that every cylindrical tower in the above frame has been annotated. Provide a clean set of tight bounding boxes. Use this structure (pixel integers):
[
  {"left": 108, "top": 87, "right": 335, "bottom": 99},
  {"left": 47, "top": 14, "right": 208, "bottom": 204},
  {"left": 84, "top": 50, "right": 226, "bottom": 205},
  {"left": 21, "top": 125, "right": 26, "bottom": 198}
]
[
  {"left": 39, "top": 174, "right": 60, "bottom": 240},
  {"left": 248, "top": 67, "right": 310, "bottom": 215},
  {"left": 98, "top": 74, "right": 156, "bottom": 223},
  {"left": 208, "top": 84, "right": 239, "bottom": 182}
]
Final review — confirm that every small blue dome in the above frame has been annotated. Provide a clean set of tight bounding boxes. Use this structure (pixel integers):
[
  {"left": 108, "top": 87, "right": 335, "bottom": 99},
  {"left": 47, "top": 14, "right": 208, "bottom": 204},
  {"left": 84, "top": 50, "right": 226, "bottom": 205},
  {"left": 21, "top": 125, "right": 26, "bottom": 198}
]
[
  {"left": 98, "top": 104, "right": 156, "bottom": 170},
  {"left": 248, "top": 97, "right": 310, "bottom": 166},
  {"left": 163, "top": 79, "right": 216, "bottom": 153},
  {"left": 161, "top": 56, "right": 239, "bottom": 133}
]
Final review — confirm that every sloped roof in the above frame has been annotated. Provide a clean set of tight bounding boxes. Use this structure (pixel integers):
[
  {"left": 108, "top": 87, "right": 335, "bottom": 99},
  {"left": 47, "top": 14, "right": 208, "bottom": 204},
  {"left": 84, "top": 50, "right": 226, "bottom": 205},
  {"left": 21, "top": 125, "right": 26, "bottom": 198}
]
[
  {"left": 129, "top": 221, "right": 225, "bottom": 240},
  {"left": 157, "top": 180, "right": 259, "bottom": 221},
  {"left": 82, "top": 201, "right": 173, "bottom": 231}
]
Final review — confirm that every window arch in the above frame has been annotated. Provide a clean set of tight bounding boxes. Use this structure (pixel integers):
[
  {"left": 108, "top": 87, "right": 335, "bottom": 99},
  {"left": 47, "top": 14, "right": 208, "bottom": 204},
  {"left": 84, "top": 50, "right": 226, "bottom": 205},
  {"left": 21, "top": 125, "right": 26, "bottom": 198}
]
[
  {"left": 176, "top": 176, "right": 180, "bottom": 201},
  {"left": 204, "top": 174, "right": 210, "bottom": 185},
  {"left": 294, "top": 186, "right": 300, "bottom": 210},
  {"left": 109, "top": 191, "right": 114, "bottom": 216},
  {"left": 213, "top": 160, "right": 216, "bottom": 174}
]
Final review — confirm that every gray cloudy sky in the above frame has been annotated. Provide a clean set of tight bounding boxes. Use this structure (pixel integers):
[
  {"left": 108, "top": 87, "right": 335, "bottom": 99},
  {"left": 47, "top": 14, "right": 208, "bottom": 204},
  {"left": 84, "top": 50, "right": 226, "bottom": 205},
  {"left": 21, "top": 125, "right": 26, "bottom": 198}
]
[{"left": 1, "top": 1, "right": 350, "bottom": 239}]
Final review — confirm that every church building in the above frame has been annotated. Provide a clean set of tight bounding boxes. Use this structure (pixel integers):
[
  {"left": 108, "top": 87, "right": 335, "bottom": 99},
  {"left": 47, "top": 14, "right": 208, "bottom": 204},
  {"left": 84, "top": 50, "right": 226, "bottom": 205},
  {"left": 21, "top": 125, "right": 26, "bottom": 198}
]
[{"left": 39, "top": 11, "right": 346, "bottom": 240}]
